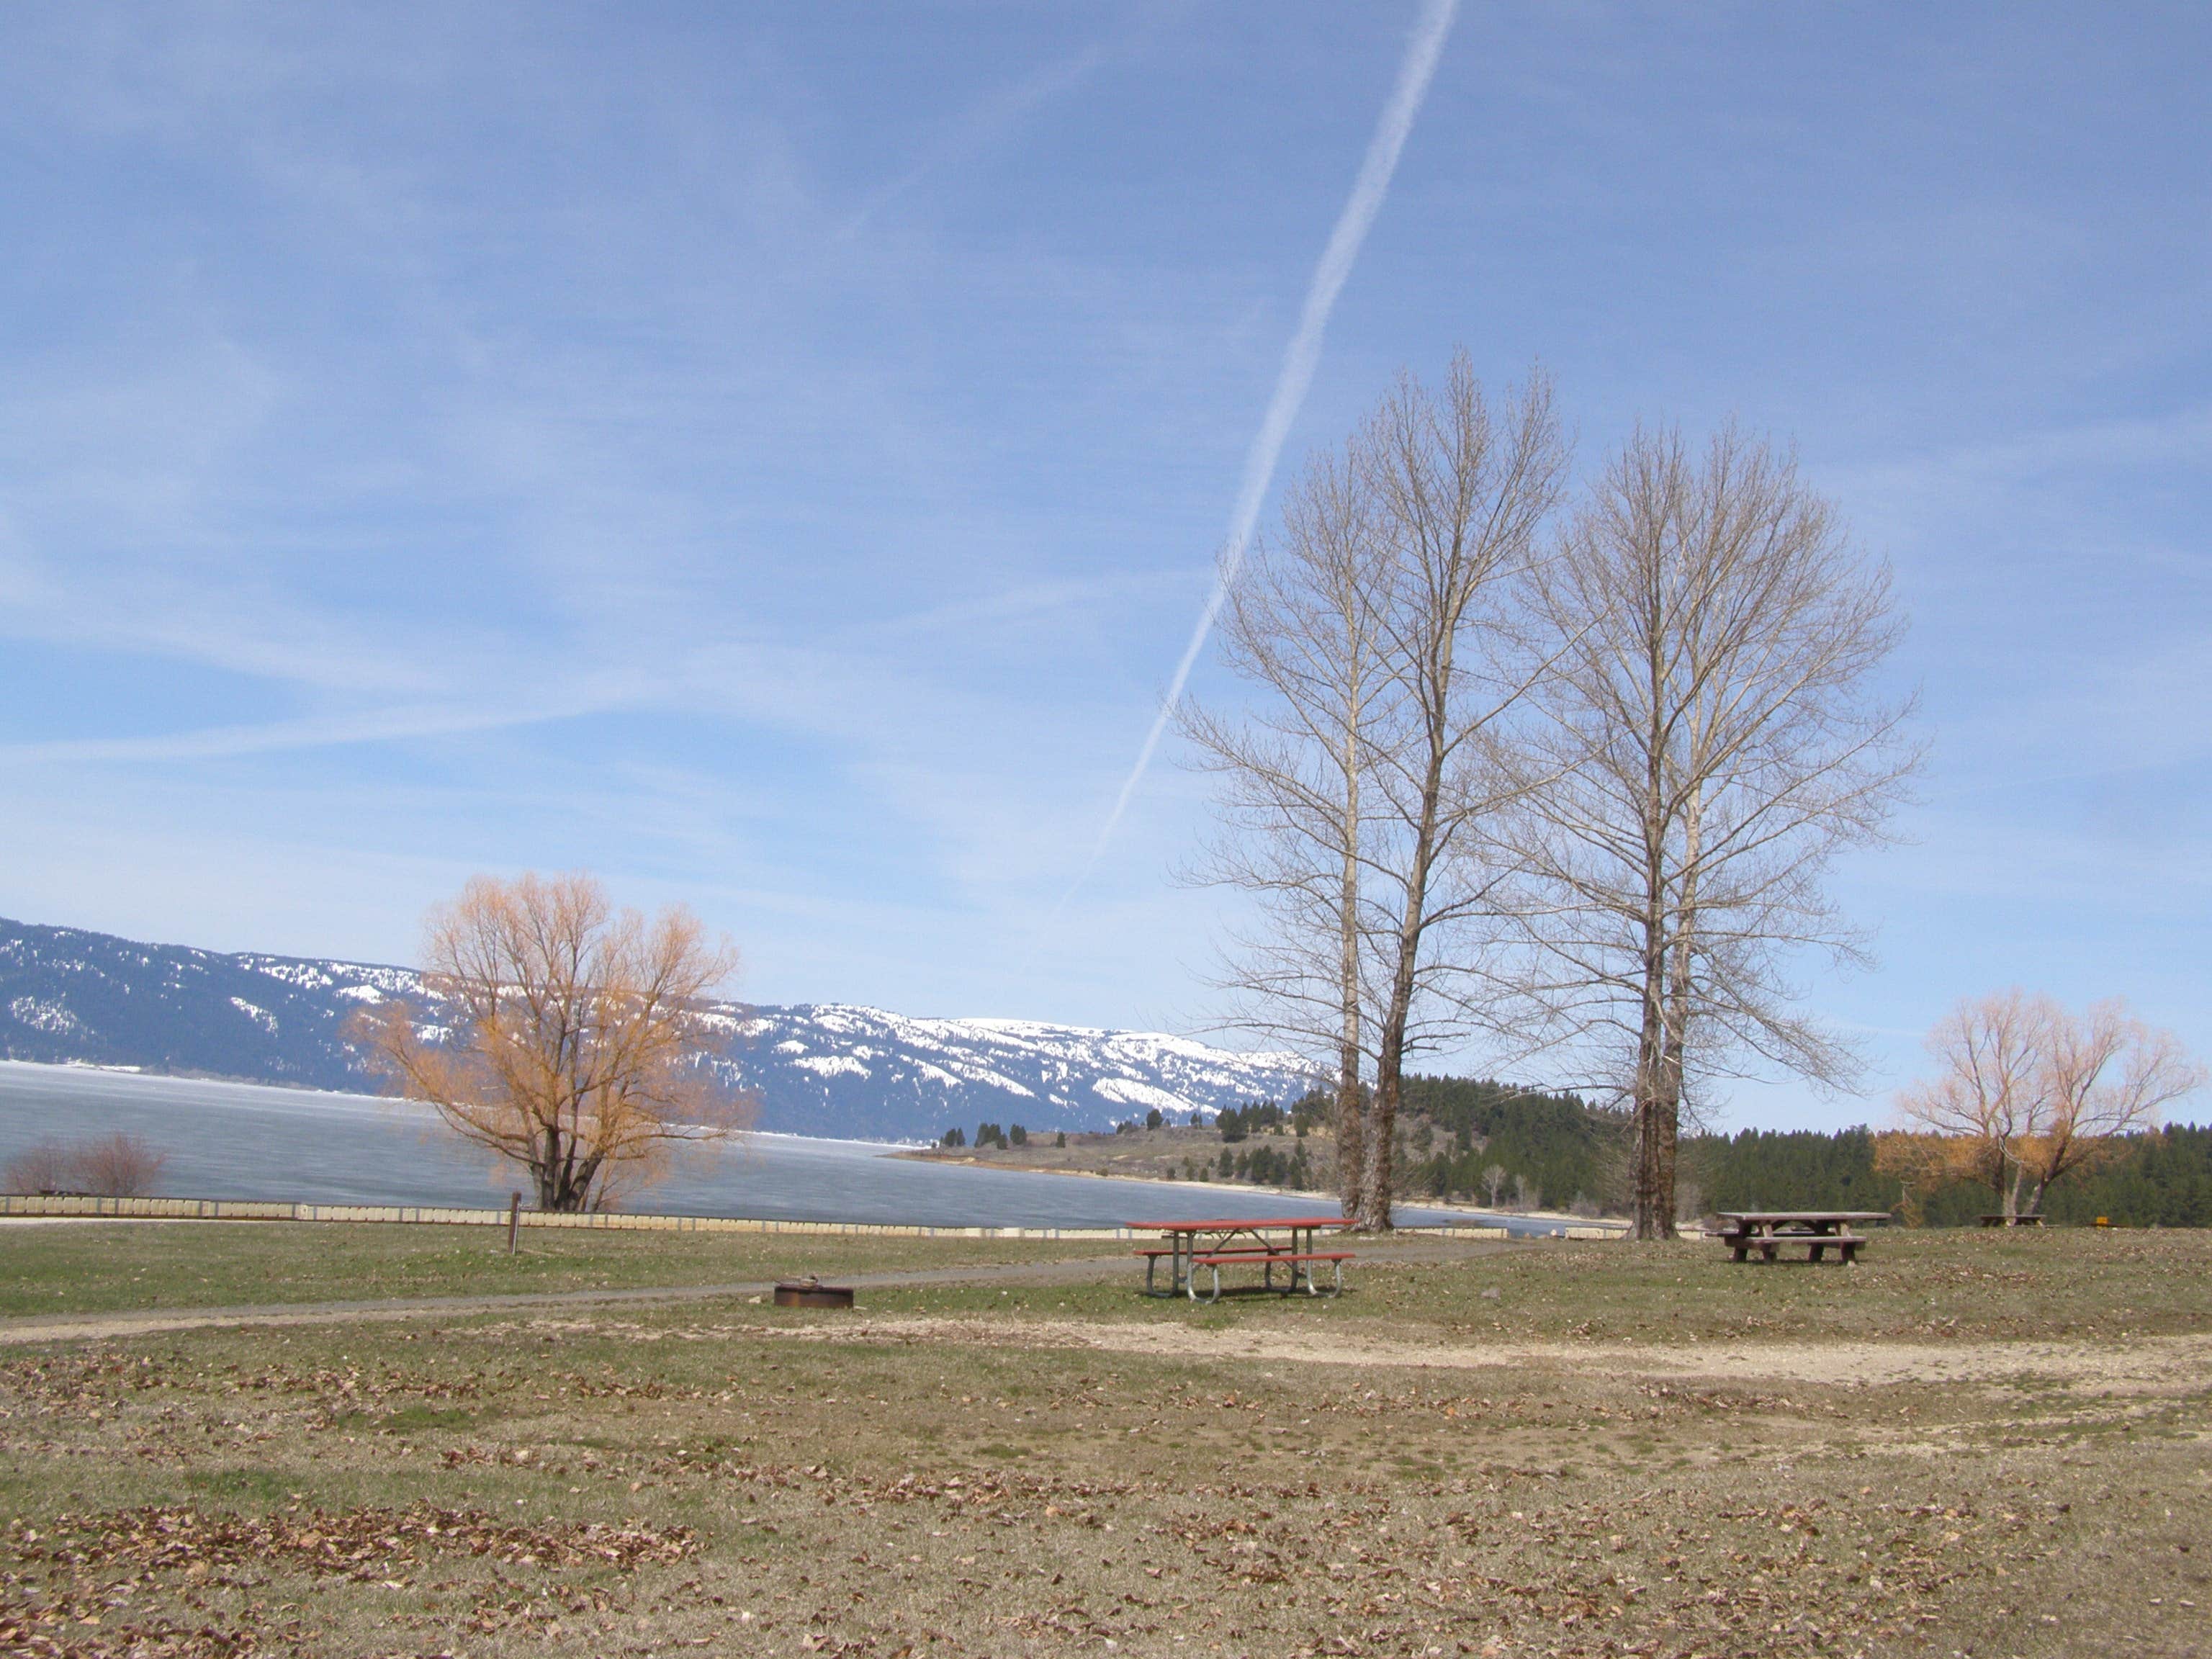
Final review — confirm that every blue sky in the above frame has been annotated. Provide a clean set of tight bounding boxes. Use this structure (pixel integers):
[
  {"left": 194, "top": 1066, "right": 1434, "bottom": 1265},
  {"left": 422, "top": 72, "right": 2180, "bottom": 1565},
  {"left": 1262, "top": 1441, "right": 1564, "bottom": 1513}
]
[{"left": 2, "top": 4, "right": 2208, "bottom": 1129}]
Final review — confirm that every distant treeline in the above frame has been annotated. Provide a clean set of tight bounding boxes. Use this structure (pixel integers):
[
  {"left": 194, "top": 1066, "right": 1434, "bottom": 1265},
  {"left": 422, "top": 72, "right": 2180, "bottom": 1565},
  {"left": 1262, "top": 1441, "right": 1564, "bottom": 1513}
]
[
  {"left": 1378, "top": 1079, "right": 2212, "bottom": 1226},
  {"left": 943, "top": 1076, "right": 2212, "bottom": 1225},
  {"left": 1689, "top": 1125, "right": 2212, "bottom": 1228}
]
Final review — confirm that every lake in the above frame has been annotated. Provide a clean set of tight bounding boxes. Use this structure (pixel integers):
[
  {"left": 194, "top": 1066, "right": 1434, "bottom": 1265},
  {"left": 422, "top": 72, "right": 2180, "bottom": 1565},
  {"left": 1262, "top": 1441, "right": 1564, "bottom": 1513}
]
[{"left": 0, "top": 1061, "right": 1558, "bottom": 1233}]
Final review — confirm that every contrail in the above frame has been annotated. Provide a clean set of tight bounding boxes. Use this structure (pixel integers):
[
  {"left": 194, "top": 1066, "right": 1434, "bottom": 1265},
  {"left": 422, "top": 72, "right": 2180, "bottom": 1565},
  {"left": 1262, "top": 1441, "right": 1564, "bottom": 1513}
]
[{"left": 1062, "top": 0, "right": 1459, "bottom": 902}]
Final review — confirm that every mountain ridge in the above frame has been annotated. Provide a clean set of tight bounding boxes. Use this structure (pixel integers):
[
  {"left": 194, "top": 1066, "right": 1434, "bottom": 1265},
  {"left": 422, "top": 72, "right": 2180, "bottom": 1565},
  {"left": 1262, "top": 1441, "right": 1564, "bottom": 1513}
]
[{"left": 0, "top": 916, "right": 1311, "bottom": 1140}]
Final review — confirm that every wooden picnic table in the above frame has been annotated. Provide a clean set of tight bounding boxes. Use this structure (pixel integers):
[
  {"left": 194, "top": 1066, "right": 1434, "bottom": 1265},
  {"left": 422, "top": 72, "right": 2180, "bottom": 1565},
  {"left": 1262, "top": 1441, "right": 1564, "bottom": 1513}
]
[
  {"left": 1128, "top": 1216, "right": 1352, "bottom": 1303},
  {"left": 1710, "top": 1210, "right": 1892, "bottom": 1264}
]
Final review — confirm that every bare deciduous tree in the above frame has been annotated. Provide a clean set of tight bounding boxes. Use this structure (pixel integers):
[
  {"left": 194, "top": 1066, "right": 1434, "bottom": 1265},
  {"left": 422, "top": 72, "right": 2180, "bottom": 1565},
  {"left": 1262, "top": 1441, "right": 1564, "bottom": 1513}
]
[
  {"left": 354, "top": 872, "right": 747, "bottom": 1212},
  {"left": 1185, "top": 356, "right": 1568, "bottom": 1231},
  {"left": 1519, "top": 423, "right": 1917, "bottom": 1239},
  {"left": 1182, "top": 440, "right": 1390, "bottom": 1220},
  {"left": 1884, "top": 990, "right": 2200, "bottom": 1218},
  {"left": 1355, "top": 364, "right": 1568, "bottom": 1231}
]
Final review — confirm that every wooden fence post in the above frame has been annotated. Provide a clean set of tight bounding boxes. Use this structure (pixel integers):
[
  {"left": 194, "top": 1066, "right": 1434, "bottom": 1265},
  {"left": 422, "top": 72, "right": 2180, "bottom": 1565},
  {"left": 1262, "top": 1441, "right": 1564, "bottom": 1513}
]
[{"left": 508, "top": 1192, "right": 521, "bottom": 1254}]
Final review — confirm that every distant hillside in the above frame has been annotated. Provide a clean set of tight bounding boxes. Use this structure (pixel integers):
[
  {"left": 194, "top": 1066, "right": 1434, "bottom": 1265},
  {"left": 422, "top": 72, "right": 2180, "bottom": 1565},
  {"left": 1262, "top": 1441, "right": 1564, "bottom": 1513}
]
[{"left": 0, "top": 917, "right": 1310, "bottom": 1141}]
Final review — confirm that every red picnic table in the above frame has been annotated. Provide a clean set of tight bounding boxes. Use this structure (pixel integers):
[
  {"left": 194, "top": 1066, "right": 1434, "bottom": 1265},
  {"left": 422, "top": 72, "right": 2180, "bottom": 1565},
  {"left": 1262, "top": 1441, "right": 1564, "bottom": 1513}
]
[{"left": 1127, "top": 1215, "right": 1352, "bottom": 1303}]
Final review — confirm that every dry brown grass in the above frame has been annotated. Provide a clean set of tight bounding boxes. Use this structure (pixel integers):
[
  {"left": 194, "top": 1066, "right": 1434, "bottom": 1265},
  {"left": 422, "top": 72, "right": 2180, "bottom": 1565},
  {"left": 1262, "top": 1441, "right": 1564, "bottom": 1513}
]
[{"left": 0, "top": 1226, "right": 2206, "bottom": 1657}]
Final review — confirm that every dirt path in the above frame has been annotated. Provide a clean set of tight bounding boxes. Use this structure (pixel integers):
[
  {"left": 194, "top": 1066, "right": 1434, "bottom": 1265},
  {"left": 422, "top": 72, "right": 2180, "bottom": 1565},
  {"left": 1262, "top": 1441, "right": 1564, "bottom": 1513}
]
[
  {"left": 0, "top": 1235, "right": 1513, "bottom": 1347},
  {"left": 687, "top": 1310, "right": 2212, "bottom": 1395},
  {"left": 0, "top": 1255, "right": 1135, "bottom": 1346}
]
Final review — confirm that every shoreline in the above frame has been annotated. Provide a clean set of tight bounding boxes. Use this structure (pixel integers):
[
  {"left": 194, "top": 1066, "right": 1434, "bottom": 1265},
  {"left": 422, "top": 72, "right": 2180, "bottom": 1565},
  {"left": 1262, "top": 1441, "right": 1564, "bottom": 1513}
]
[{"left": 893, "top": 1146, "right": 1616, "bottom": 1230}]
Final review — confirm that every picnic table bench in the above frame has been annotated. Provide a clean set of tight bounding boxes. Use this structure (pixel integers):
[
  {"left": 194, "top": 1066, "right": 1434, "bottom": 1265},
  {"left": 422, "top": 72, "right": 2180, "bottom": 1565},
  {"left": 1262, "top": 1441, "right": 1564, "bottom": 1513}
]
[
  {"left": 1707, "top": 1210, "right": 1891, "bottom": 1264},
  {"left": 1129, "top": 1217, "right": 1352, "bottom": 1303}
]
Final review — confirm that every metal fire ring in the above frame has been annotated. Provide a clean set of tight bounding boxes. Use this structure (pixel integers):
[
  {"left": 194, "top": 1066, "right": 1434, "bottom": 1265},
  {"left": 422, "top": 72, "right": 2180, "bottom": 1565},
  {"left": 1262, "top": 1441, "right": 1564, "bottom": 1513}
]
[{"left": 773, "top": 1277, "right": 855, "bottom": 1309}]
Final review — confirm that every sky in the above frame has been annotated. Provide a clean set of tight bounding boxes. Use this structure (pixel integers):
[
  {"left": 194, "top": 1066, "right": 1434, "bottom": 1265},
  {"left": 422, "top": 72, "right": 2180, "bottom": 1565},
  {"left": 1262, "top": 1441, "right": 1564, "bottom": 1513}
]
[{"left": 1, "top": 3, "right": 2208, "bottom": 1131}]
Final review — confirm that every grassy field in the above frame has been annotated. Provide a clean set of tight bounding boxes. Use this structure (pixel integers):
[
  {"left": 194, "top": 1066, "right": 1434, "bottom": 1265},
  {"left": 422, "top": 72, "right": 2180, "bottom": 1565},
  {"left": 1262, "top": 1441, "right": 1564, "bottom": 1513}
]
[
  {"left": 873, "top": 1225, "right": 2212, "bottom": 1343},
  {"left": 0, "top": 1222, "right": 1123, "bottom": 1318},
  {"left": 1, "top": 1223, "right": 2207, "bottom": 1658}
]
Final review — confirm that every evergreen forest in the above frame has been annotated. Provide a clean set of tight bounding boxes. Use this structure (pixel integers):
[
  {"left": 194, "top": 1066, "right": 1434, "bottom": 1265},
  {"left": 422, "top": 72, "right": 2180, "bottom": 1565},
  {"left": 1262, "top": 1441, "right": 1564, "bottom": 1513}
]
[{"left": 1269, "top": 1079, "right": 2212, "bottom": 1227}]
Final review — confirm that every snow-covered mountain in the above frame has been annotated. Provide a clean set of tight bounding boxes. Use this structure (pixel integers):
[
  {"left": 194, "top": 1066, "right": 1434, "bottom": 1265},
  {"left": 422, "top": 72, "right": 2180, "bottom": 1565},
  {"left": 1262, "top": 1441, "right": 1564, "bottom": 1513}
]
[
  {"left": 732, "top": 1004, "right": 1308, "bottom": 1138},
  {"left": 0, "top": 917, "right": 1311, "bottom": 1140}
]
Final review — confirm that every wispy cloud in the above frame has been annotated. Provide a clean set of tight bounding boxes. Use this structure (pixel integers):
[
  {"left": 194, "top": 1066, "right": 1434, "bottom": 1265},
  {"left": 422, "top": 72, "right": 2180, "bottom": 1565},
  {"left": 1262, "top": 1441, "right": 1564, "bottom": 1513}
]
[
  {"left": 839, "top": 37, "right": 1119, "bottom": 240},
  {"left": 1064, "top": 0, "right": 1462, "bottom": 899},
  {"left": 0, "top": 688, "right": 642, "bottom": 767}
]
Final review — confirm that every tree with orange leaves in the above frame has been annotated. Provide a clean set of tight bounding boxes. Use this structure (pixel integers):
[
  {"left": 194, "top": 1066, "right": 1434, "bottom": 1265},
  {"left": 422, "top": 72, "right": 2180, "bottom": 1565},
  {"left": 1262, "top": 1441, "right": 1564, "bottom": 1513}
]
[
  {"left": 1881, "top": 990, "right": 2200, "bottom": 1220},
  {"left": 354, "top": 872, "right": 747, "bottom": 1212}
]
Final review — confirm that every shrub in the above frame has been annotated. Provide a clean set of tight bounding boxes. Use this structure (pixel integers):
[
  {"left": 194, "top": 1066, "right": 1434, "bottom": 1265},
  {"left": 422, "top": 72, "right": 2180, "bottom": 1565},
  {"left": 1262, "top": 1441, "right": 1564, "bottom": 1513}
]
[
  {"left": 73, "top": 1133, "right": 168, "bottom": 1197},
  {"left": 2, "top": 1133, "right": 168, "bottom": 1197},
  {"left": 2, "top": 1139, "right": 75, "bottom": 1195}
]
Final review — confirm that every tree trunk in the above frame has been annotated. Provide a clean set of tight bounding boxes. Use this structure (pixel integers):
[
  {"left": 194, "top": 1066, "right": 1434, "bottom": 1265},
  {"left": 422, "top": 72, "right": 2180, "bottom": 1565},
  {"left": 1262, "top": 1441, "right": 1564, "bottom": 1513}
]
[
  {"left": 1630, "top": 703, "right": 1676, "bottom": 1239},
  {"left": 1651, "top": 781, "right": 1702, "bottom": 1236},
  {"left": 1363, "top": 1036, "right": 1402, "bottom": 1233},
  {"left": 1631, "top": 884, "right": 1674, "bottom": 1239},
  {"left": 538, "top": 1125, "right": 565, "bottom": 1212},
  {"left": 1635, "top": 1079, "right": 1679, "bottom": 1240},
  {"left": 1363, "top": 827, "right": 1433, "bottom": 1232},
  {"left": 1631, "top": 1015, "right": 1674, "bottom": 1238},
  {"left": 1335, "top": 724, "right": 1365, "bottom": 1220},
  {"left": 1334, "top": 1073, "right": 1365, "bottom": 1220}
]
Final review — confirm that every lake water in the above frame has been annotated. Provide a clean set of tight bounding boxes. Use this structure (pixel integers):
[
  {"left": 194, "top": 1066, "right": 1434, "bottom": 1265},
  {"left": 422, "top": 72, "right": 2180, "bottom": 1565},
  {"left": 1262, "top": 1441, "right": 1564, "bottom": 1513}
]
[{"left": 0, "top": 1061, "right": 1557, "bottom": 1233}]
